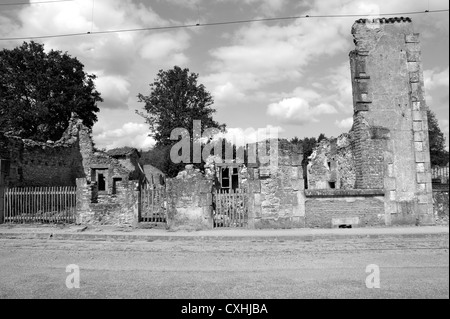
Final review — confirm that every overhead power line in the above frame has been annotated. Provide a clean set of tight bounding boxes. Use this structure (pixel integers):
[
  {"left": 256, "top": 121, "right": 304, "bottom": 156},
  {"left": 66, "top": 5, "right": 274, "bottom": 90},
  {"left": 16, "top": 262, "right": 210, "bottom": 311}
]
[
  {"left": 0, "top": 8, "right": 448, "bottom": 41},
  {"left": 0, "top": 0, "right": 73, "bottom": 6}
]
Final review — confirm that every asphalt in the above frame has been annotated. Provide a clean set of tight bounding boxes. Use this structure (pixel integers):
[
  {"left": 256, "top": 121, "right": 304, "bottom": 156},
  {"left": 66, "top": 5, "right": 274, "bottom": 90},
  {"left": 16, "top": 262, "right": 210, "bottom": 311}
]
[{"left": 0, "top": 224, "right": 448, "bottom": 242}]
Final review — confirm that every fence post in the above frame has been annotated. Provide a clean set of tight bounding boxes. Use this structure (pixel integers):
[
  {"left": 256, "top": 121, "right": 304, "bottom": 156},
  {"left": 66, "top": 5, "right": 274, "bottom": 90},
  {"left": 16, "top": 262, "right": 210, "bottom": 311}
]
[
  {"left": 0, "top": 184, "right": 4, "bottom": 224},
  {"left": 0, "top": 160, "right": 6, "bottom": 224}
]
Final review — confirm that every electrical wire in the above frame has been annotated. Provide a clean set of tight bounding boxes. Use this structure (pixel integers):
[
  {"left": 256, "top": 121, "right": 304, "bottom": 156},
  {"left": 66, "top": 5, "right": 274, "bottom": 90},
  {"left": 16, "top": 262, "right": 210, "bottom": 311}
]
[
  {"left": 0, "top": 8, "right": 448, "bottom": 41},
  {"left": 0, "top": 0, "right": 73, "bottom": 6}
]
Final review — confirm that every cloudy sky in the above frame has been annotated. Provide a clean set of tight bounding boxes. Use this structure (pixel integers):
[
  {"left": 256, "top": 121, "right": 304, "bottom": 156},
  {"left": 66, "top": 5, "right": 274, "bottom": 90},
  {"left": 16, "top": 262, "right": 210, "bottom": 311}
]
[{"left": 0, "top": 0, "right": 448, "bottom": 150}]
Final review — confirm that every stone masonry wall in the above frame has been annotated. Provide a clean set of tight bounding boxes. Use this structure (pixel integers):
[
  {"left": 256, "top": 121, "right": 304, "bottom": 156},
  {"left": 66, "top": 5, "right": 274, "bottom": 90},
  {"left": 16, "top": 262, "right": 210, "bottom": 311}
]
[
  {"left": 305, "top": 189, "right": 385, "bottom": 228},
  {"left": 166, "top": 165, "right": 213, "bottom": 230},
  {"left": 248, "top": 140, "right": 305, "bottom": 229},
  {"left": 350, "top": 17, "right": 434, "bottom": 225},
  {"left": 307, "top": 133, "right": 356, "bottom": 190},
  {"left": 0, "top": 117, "right": 86, "bottom": 187},
  {"left": 76, "top": 178, "right": 139, "bottom": 226}
]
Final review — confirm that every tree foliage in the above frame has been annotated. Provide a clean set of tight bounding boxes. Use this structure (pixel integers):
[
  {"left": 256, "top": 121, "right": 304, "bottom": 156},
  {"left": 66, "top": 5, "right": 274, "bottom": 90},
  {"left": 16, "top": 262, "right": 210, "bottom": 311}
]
[
  {"left": 427, "top": 109, "right": 449, "bottom": 167},
  {"left": 137, "top": 66, "right": 225, "bottom": 147},
  {"left": 0, "top": 41, "right": 102, "bottom": 141},
  {"left": 137, "top": 66, "right": 225, "bottom": 177}
]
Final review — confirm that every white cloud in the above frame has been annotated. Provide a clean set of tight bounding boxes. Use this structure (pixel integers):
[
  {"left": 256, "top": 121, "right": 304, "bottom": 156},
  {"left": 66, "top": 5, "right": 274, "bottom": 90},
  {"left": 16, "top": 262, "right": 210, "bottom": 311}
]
[
  {"left": 139, "top": 31, "right": 191, "bottom": 66},
  {"left": 0, "top": 0, "right": 193, "bottom": 110},
  {"left": 325, "top": 63, "right": 354, "bottom": 113},
  {"left": 94, "top": 74, "right": 131, "bottom": 109},
  {"left": 335, "top": 117, "right": 354, "bottom": 129},
  {"left": 267, "top": 89, "right": 337, "bottom": 125},
  {"left": 242, "top": 0, "right": 287, "bottom": 15},
  {"left": 93, "top": 122, "right": 156, "bottom": 150},
  {"left": 425, "top": 67, "right": 449, "bottom": 91}
]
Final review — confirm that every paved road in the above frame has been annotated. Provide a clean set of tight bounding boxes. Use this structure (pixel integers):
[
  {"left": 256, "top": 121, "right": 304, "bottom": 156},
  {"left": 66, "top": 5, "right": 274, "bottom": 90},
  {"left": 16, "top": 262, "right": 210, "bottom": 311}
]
[{"left": 0, "top": 236, "right": 448, "bottom": 299}]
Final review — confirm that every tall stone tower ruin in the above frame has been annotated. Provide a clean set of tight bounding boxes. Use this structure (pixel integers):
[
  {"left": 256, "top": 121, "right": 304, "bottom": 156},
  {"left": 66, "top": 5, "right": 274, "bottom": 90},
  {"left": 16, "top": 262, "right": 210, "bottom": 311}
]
[{"left": 350, "top": 17, "right": 434, "bottom": 225}]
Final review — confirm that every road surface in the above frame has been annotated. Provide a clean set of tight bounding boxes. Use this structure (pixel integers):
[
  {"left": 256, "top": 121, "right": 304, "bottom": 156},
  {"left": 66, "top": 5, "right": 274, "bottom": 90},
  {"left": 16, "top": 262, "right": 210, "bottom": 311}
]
[{"left": 0, "top": 236, "right": 448, "bottom": 299}]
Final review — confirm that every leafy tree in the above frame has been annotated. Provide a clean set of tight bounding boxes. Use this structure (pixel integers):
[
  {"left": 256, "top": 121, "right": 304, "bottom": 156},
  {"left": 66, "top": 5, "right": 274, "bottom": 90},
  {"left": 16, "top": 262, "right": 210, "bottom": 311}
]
[
  {"left": 137, "top": 66, "right": 225, "bottom": 177},
  {"left": 427, "top": 109, "right": 449, "bottom": 167},
  {"left": 137, "top": 66, "right": 225, "bottom": 147},
  {"left": 317, "top": 133, "right": 327, "bottom": 143},
  {"left": 0, "top": 41, "right": 102, "bottom": 141}
]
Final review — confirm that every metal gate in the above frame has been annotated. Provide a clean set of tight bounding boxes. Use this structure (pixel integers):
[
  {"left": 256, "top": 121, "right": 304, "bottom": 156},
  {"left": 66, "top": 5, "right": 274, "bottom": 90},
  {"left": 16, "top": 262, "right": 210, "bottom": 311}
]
[
  {"left": 213, "top": 189, "right": 248, "bottom": 228},
  {"left": 139, "top": 185, "right": 167, "bottom": 224}
]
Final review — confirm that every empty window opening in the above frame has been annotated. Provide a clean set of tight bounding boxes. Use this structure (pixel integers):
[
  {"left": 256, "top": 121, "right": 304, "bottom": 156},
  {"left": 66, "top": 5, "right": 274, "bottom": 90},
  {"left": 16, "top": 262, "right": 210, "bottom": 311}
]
[
  {"left": 98, "top": 173, "right": 106, "bottom": 191},
  {"left": 329, "top": 182, "right": 336, "bottom": 189},
  {"left": 338, "top": 224, "right": 352, "bottom": 229},
  {"left": 112, "top": 177, "right": 122, "bottom": 194}
]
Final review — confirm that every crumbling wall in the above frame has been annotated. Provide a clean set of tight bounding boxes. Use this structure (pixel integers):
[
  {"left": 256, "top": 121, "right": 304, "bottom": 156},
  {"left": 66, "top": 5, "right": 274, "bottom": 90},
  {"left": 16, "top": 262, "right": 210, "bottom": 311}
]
[
  {"left": 248, "top": 140, "right": 305, "bottom": 229},
  {"left": 306, "top": 17, "right": 434, "bottom": 227},
  {"left": 165, "top": 165, "right": 213, "bottom": 230},
  {"left": 350, "top": 17, "right": 434, "bottom": 225},
  {"left": 307, "top": 133, "right": 356, "bottom": 190},
  {"left": 76, "top": 120, "right": 138, "bottom": 195},
  {"left": 0, "top": 116, "right": 85, "bottom": 187},
  {"left": 76, "top": 178, "right": 139, "bottom": 226}
]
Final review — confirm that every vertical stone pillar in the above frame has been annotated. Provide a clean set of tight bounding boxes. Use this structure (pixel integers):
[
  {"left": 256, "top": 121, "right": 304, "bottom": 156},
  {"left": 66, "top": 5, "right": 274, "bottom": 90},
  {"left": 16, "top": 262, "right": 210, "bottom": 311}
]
[
  {"left": 349, "top": 17, "right": 434, "bottom": 225},
  {"left": 292, "top": 153, "right": 306, "bottom": 227},
  {"left": 166, "top": 166, "right": 213, "bottom": 230},
  {"left": 248, "top": 167, "right": 261, "bottom": 229},
  {"left": 406, "top": 34, "right": 434, "bottom": 225},
  {"left": 75, "top": 178, "right": 91, "bottom": 224}
]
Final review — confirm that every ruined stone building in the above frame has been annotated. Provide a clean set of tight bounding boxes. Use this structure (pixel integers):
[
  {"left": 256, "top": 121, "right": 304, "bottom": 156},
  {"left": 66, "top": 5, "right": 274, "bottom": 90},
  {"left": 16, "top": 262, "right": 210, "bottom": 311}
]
[
  {"left": 0, "top": 17, "right": 442, "bottom": 229},
  {"left": 306, "top": 17, "right": 434, "bottom": 226}
]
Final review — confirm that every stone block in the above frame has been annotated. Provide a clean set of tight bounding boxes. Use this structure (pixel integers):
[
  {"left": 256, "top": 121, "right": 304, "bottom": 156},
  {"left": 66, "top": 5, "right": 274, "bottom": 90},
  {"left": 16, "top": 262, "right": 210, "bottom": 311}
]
[
  {"left": 384, "top": 177, "right": 396, "bottom": 191},
  {"left": 418, "top": 194, "right": 432, "bottom": 204},
  {"left": 387, "top": 164, "right": 394, "bottom": 177},
  {"left": 414, "top": 142, "right": 424, "bottom": 152},
  {"left": 409, "top": 72, "right": 420, "bottom": 83},
  {"left": 413, "top": 121, "right": 422, "bottom": 132},
  {"left": 412, "top": 101, "right": 421, "bottom": 111},
  {"left": 414, "top": 131, "right": 425, "bottom": 142},
  {"left": 416, "top": 172, "right": 431, "bottom": 184},
  {"left": 405, "top": 34, "right": 420, "bottom": 43},
  {"left": 407, "top": 61, "right": 420, "bottom": 72},
  {"left": 254, "top": 205, "right": 262, "bottom": 218},
  {"left": 415, "top": 152, "right": 427, "bottom": 163},
  {"left": 355, "top": 102, "right": 370, "bottom": 112},
  {"left": 412, "top": 110, "right": 425, "bottom": 122},
  {"left": 416, "top": 163, "right": 426, "bottom": 173},
  {"left": 254, "top": 193, "right": 261, "bottom": 206},
  {"left": 389, "top": 191, "right": 396, "bottom": 201},
  {"left": 406, "top": 50, "right": 420, "bottom": 62},
  {"left": 249, "top": 180, "right": 261, "bottom": 193},
  {"left": 417, "top": 183, "right": 426, "bottom": 192}
]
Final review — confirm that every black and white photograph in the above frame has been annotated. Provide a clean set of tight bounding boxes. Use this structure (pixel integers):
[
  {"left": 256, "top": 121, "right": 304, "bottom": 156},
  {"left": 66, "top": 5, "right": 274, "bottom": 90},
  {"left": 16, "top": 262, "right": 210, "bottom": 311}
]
[{"left": 0, "top": 0, "right": 448, "bottom": 305}]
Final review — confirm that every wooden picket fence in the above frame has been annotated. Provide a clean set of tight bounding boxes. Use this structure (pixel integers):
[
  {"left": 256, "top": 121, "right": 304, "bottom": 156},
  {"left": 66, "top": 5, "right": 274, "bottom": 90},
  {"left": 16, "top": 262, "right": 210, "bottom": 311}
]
[
  {"left": 2, "top": 186, "right": 77, "bottom": 224},
  {"left": 140, "top": 185, "right": 166, "bottom": 223},
  {"left": 213, "top": 189, "right": 248, "bottom": 228},
  {"left": 432, "top": 166, "right": 449, "bottom": 184}
]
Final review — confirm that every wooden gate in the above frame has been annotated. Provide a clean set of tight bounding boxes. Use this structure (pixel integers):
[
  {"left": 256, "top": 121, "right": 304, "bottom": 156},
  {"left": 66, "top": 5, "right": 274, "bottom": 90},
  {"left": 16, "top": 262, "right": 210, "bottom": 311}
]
[
  {"left": 139, "top": 185, "right": 166, "bottom": 223},
  {"left": 213, "top": 189, "right": 248, "bottom": 228}
]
